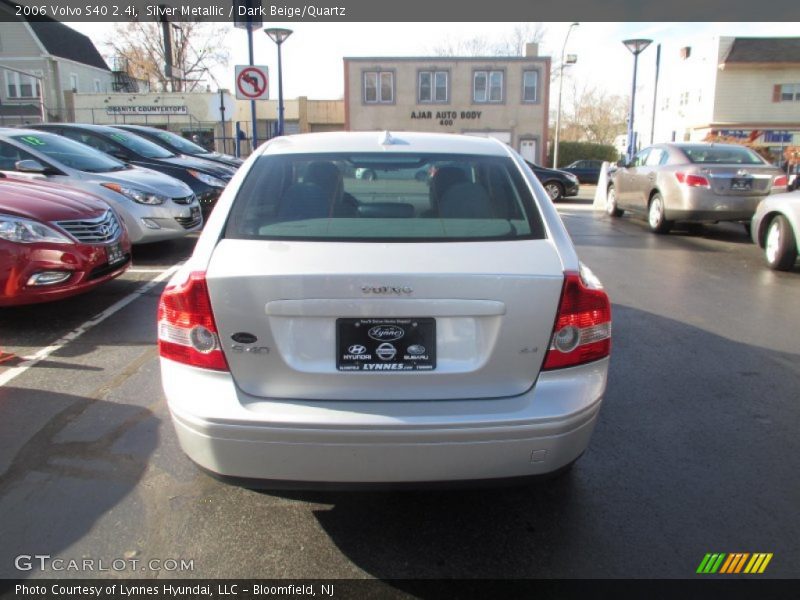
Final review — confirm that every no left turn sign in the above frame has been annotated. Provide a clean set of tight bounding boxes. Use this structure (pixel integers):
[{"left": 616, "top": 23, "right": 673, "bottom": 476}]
[{"left": 235, "top": 65, "right": 269, "bottom": 100}]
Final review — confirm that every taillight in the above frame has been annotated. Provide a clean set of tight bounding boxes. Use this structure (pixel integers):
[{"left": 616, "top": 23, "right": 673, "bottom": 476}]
[
  {"left": 675, "top": 172, "right": 710, "bottom": 187},
  {"left": 543, "top": 270, "right": 611, "bottom": 370},
  {"left": 158, "top": 271, "right": 228, "bottom": 371},
  {"left": 773, "top": 175, "right": 788, "bottom": 188}
]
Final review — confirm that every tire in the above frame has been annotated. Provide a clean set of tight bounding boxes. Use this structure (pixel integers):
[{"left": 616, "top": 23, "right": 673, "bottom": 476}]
[
  {"left": 605, "top": 185, "right": 623, "bottom": 217},
  {"left": 648, "top": 192, "right": 673, "bottom": 234},
  {"left": 544, "top": 181, "right": 564, "bottom": 202},
  {"left": 764, "top": 214, "right": 798, "bottom": 271}
]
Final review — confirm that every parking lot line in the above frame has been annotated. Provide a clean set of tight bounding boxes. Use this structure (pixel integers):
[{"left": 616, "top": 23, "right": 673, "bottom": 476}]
[
  {"left": 127, "top": 268, "right": 178, "bottom": 273},
  {"left": 0, "top": 264, "right": 181, "bottom": 388}
]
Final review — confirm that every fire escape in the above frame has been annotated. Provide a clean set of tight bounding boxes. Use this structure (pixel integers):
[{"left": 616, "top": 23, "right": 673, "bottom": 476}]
[{"left": 111, "top": 57, "right": 139, "bottom": 93}]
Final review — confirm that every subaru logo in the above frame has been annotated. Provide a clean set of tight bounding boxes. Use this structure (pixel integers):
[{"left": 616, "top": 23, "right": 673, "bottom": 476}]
[
  {"left": 407, "top": 344, "right": 426, "bottom": 356},
  {"left": 368, "top": 325, "right": 405, "bottom": 341},
  {"left": 375, "top": 343, "right": 397, "bottom": 361},
  {"left": 347, "top": 344, "right": 367, "bottom": 355}
]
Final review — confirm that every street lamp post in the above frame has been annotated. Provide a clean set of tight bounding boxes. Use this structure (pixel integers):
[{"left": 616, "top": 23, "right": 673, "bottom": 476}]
[
  {"left": 553, "top": 22, "right": 579, "bottom": 169},
  {"left": 264, "top": 28, "right": 293, "bottom": 137},
  {"left": 622, "top": 38, "right": 652, "bottom": 162}
]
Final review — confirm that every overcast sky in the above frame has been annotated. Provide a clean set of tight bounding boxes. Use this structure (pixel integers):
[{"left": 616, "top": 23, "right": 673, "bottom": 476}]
[{"left": 71, "top": 21, "right": 800, "bottom": 104}]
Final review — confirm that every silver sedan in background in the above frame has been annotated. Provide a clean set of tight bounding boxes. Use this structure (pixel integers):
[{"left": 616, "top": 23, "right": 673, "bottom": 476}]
[
  {"left": 751, "top": 190, "right": 800, "bottom": 271},
  {"left": 606, "top": 142, "right": 786, "bottom": 234},
  {"left": 0, "top": 128, "right": 202, "bottom": 244}
]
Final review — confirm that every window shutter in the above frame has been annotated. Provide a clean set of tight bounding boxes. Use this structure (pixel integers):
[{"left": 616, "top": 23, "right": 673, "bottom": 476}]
[{"left": 773, "top": 84, "right": 781, "bottom": 102}]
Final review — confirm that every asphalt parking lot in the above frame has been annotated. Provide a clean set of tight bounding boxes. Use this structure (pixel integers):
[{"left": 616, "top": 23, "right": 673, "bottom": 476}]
[{"left": 1, "top": 186, "right": 798, "bottom": 581}]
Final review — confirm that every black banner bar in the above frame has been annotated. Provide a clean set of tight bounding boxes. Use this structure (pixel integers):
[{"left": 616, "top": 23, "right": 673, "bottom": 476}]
[
  {"left": 2, "top": 579, "right": 800, "bottom": 600},
  {"left": 2, "top": 0, "right": 799, "bottom": 22}
]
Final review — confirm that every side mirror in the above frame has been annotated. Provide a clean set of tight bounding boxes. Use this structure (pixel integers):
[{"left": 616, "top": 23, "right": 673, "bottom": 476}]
[
  {"left": 616, "top": 159, "right": 628, "bottom": 168},
  {"left": 15, "top": 159, "right": 48, "bottom": 174}
]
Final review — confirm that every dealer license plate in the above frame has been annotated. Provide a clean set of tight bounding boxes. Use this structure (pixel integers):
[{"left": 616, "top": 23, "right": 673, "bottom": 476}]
[
  {"left": 337, "top": 318, "right": 436, "bottom": 372},
  {"left": 730, "top": 178, "right": 753, "bottom": 191},
  {"left": 106, "top": 242, "right": 125, "bottom": 265}
]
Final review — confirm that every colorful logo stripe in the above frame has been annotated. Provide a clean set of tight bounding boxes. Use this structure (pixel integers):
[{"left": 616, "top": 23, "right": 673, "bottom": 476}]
[{"left": 697, "top": 553, "right": 773, "bottom": 574}]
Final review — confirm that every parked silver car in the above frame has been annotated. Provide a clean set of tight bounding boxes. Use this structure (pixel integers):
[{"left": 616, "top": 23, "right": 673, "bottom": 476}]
[
  {"left": 606, "top": 143, "right": 786, "bottom": 233},
  {"left": 0, "top": 128, "right": 202, "bottom": 244},
  {"left": 158, "top": 131, "right": 612, "bottom": 487},
  {"left": 751, "top": 190, "right": 800, "bottom": 271}
]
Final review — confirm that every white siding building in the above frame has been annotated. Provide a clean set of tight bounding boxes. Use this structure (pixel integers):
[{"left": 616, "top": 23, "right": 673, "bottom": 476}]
[
  {"left": 0, "top": 1, "right": 113, "bottom": 124},
  {"left": 646, "top": 36, "right": 800, "bottom": 162}
]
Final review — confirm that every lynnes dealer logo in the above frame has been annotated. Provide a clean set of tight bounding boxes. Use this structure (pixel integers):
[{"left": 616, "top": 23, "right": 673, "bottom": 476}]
[{"left": 696, "top": 552, "right": 773, "bottom": 574}]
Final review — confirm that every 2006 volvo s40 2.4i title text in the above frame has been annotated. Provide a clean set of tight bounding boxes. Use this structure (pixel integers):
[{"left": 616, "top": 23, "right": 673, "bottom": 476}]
[{"left": 158, "top": 131, "right": 611, "bottom": 487}]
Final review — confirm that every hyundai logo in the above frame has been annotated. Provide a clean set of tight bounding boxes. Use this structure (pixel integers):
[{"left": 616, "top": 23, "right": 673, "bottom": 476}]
[
  {"left": 347, "top": 344, "right": 367, "bottom": 355},
  {"left": 368, "top": 325, "right": 405, "bottom": 341}
]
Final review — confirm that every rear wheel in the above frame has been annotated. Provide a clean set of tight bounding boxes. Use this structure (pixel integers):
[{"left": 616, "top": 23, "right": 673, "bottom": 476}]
[
  {"left": 648, "top": 193, "right": 673, "bottom": 234},
  {"left": 544, "top": 181, "right": 564, "bottom": 202},
  {"left": 765, "top": 215, "right": 798, "bottom": 271},
  {"left": 605, "top": 185, "right": 623, "bottom": 217}
]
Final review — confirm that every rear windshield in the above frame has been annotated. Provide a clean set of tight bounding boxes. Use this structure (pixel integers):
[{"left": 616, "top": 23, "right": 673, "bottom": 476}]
[
  {"left": 225, "top": 153, "right": 545, "bottom": 242},
  {"left": 681, "top": 145, "right": 765, "bottom": 165}
]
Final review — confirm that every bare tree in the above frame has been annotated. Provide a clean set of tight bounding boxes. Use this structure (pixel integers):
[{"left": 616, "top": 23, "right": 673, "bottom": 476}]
[
  {"left": 105, "top": 21, "right": 230, "bottom": 92},
  {"left": 430, "top": 23, "right": 546, "bottom": 57},
  {"left": 561, "top": 84, "right": 628, "bottom": 146}
]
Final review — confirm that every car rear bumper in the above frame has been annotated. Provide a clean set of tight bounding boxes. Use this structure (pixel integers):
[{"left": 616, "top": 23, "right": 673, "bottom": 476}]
[
  {"left": 668, "top": 189, "right": 764, "bottom": 222},
  {"left": 161, "top": 357, "right": 608, "bottom": 485}
]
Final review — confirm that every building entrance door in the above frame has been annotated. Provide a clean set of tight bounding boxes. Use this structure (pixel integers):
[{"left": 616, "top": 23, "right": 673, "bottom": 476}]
[{"left": 519, "top": 139, "right": 538, "bottom": 163}]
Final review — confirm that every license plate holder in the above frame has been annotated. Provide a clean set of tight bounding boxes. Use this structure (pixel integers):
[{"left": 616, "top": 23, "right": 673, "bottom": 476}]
[
  {"left": 336, "top": 318, "right": 436, "bottom": 372},
  {"left": 105, "top": 242, "right": 125, "bottom": 266},
  {"left": 730, "top": 178, "right": 753, "bottom": 191}
]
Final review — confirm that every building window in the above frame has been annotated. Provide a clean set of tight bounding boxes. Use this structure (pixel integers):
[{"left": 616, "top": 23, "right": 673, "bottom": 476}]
[
  {"left": 94, "top": 79, "right": 102, "bottom": 93},
  {"left": 69, "top": 73, "right": 78, "bottom": 92},
  {"left": 5, "top": 70, "right": 41, "bottom": 98},
  {"left": 522, "top": 70, "right": 538, "bottom": 102},
  {"left": 473, "top": 70, "right": 503, "bottom": 103},
  {"left": 363, "top": 71, "right": 393, "bottom": 104},
  {"left": 779, "top": 83, "right": 800, "bottom": 101},
  {"left": 418, "top": 70, "right": 447, "bottom": 103}
]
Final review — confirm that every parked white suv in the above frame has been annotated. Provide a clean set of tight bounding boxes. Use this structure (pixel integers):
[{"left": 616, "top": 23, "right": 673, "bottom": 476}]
[{"left": 159, "top": 131, "right": 611, "bottom": 486}]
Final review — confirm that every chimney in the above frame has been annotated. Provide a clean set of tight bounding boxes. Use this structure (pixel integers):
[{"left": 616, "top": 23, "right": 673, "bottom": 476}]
[{"left": 525, "top": 43, "right": 539, "bottom": 57}]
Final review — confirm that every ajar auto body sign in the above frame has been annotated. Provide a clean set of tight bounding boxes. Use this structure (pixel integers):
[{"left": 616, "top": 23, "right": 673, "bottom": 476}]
[
  {"left": 106, "top": 105, "right": 189, "bottom": 116},
  {"left": 411, "top": 110, "right": 482, "bottom": 126}
]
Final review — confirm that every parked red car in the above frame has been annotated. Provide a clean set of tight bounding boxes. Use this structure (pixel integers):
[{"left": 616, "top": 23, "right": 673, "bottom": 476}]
[{"left": 0, "top": 176, "right": 131, "bottom": 306}]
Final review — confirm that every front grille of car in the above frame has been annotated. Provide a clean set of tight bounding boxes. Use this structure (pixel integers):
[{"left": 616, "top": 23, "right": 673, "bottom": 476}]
[
  {"left": 172, "top": 194, "right": 196, "bottom": 205},
  {"left": 175, "top": 213, "right": 202, "bottom": 229},
  {"left": 87, "top": 254, "right": 131, "bottom": 280},
  {"left": 56, "top": 210, "right": 121, "bottom": 244}
]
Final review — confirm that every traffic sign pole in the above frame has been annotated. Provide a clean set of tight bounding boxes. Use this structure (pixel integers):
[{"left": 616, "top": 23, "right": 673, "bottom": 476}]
[{"left": 248, "top": 24, "right": 257, "bottom": 150}]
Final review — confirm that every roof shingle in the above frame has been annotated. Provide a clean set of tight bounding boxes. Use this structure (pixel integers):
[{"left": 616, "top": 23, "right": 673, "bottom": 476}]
[{"left": 724, "top": 37, "right": 800, "bottom": 64}]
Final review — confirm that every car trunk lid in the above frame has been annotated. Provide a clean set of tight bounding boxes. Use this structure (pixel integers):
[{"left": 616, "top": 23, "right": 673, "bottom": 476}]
[{"left": 206, "top": 238, "right": 564, "bottom": 401}]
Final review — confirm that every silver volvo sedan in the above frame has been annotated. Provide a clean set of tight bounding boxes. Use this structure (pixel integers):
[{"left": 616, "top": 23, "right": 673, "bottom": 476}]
[
  {"left": 607, "top": 142, "right": 786, "bottom": 234},
  {"left": 158, "top": 132, "right": 611, "bottom": 487}
]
